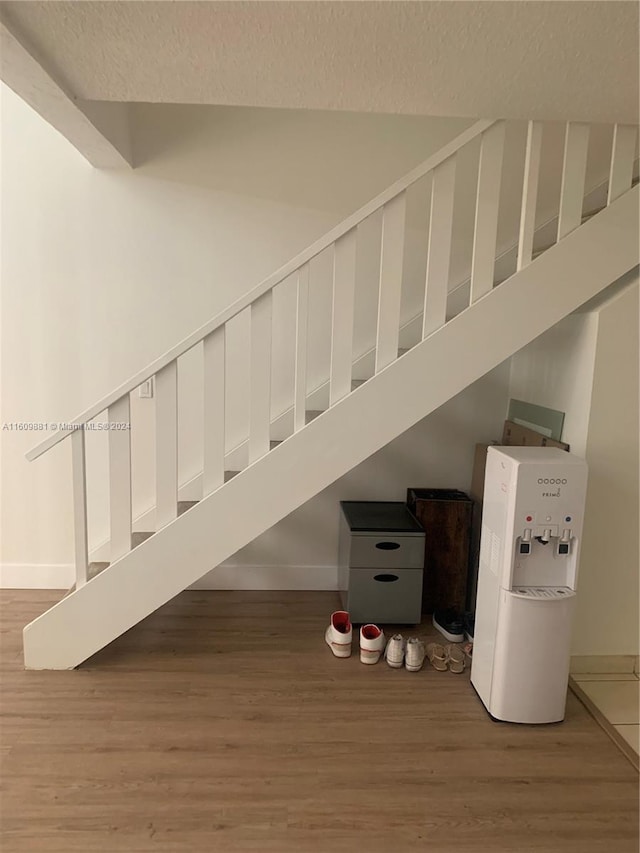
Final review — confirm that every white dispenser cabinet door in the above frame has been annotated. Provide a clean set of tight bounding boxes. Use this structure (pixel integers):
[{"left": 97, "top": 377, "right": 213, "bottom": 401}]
[{"left": 489, "top": 588, "right": 575, "bottom": 723}]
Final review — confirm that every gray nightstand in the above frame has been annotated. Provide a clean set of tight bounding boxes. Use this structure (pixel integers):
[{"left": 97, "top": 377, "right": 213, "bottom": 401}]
[{"left": 338, "top": 501, "right": 425, "bottom": 624}]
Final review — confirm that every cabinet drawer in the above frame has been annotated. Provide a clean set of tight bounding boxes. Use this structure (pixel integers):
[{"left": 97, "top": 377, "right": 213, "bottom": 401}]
[
  {"left": 345, "top": 567, "right": 423, "bottom": 624},
  {"left": 349, "top": 534, "right": 424, "bottom": 569}
]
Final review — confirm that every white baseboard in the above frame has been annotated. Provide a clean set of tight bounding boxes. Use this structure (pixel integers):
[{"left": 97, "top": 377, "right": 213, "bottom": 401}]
[
  {"left": 0, "top": 563, "right": 75, "bottom": 589},
  {"left": 190, "top": 564, "right": 338, "bottom": 590},
  {"left": 570, "top": 654, "right": 639, "bottom": 675},
  {"left": 0, "top": 562, "right": 338, "bottom": 592}
]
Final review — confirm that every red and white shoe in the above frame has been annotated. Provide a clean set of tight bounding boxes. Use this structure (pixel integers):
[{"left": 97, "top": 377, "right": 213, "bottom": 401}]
[
  {"left": 359, "top": 624, "right": 385, "bottom": 665},
  {"left": 325, "top": 611, "right": 353, "bottom": 658}
]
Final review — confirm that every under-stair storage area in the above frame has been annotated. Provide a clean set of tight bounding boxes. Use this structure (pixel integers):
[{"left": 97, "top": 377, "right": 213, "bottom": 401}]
[
  {"left": 2, "top": 7, "right": 639, "bottom": 852},
  {"left": 2, "top": 83, "right": 638, "bottom": 669}
]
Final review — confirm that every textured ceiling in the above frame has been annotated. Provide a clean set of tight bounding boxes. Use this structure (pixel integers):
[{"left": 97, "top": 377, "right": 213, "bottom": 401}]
[{"left": 1, "top": 1, "right": 638, "bottom": 123}]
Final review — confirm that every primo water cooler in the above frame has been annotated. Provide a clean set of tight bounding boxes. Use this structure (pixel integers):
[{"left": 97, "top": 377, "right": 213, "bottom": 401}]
[{"left": 471, "top": 446, "right": 588, "bottom": 724}]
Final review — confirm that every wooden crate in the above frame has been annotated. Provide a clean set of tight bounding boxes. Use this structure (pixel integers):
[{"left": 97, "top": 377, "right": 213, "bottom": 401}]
[{"left": 406, "top": 488, "right": 473, "bottom": 614}]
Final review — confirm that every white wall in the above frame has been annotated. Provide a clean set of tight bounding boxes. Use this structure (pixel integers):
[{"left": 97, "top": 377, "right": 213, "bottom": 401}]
[
  {"left": 509, "top": 272, "right": 640, "bottom": 657},
  {"left": 508, "top": 312, "right": 599, "bottom": 457},
  {"left": 1, "top": 86, "right": 622, "bottom": 588},
  {"left": 574, "top": 275, "right": 639, "bottom": 656},
  {"left": 2, "top": 87, "right": 515, "bottom": 582}
]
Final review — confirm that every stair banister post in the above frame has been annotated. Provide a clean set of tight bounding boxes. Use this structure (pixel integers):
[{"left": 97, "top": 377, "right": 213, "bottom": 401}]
[
  {"left": 203, "top": 326, "right": 226, "bottom": 495},
  {"left": 557, "top": 122, "right": 590, "bottom": 240},
  {"left": 293, "top": 265, "right": 310, "bottom": 433},
  {"left": 608, "top": 124, "right": 638, "bottom": 205},
  {"left": 108, "top": 395, "right": 133, "bottom": 560},
  {"left": 375, "top": 191, "right": 406, "bottom": 373},
  {"left": 155, "top": 362, "right": 178, "bottom": 529},
  {"left": 470, "top": 120, "right": 506, "bottom": 304},
  {"left": 517, "top": 121, "right": 544, "bottom": 271},
  {"left": 329, "top": 229, "right": 357, "bottom": 406},
  {"left": 423, "top": 155, "right": 456, "bottom": 339},
  {"left": 249, "top": 291, "right": 273, "bottom": 463},
  {"left": 71, "top": 428, "right": 89, "bottom": 588}
]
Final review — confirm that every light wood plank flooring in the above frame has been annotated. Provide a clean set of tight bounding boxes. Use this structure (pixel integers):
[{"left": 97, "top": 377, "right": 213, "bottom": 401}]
[{"left": 1, "top": 589, "right": 638, "bottom": 852}]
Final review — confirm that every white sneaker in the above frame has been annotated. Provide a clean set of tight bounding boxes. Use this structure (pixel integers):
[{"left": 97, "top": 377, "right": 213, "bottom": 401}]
[
  {"left": 325, "top": 611, "right": 352, "bottom": 658},
  {"left": 384, "top": 633, "right": 405, "bottom": 668},
  {"left": 359, "top": 624, "right": 385, "bottom": 664},
  {"left": 405, "top": 637, "right": 426, "bottom": 672}
]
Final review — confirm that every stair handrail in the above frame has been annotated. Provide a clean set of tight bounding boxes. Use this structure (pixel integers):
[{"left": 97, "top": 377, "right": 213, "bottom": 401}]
[{"left": 26, "top": 119, "right": 495, "bottom": 462}]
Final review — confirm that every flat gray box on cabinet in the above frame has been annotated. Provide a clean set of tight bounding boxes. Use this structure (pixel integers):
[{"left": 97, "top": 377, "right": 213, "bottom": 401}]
[{"left": 338, "top": 501, "right": 425, "bottom": 624}]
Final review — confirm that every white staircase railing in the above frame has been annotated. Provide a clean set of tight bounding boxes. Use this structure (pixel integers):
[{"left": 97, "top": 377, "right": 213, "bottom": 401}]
[{"left": 26, "top": 118, "right": 638, "bottom": 594}]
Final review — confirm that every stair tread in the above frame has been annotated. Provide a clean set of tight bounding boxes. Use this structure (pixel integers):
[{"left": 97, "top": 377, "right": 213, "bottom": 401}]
[
  {"left": 88, "top": 561, "right": 110, "bottom": 575},
  {"left": 64, "top": 560, "right": 110, "bottom": 597},
  {"left": 132, "top": 530, "right": 154, "bottom": 547},
  {"left": 177, "top": 501, "right": 199, "bottom": 517},
  {"left": 582, "top": 205, "right": 605, "bottom": 222},
  {"left": 224, "top": 470, "right": 240, "bottom": 482},
  {"left": 270, "top": 440, "right": 282, "bottom": 449},
  {"left": 351, "top": 379, "right": 366, "bottom": 390},
  {"left": 305, "top": 410, "right": 323, "bottom": 424},
  {"left": 532, "top": 244, "right": 554, "bottom": 259}
]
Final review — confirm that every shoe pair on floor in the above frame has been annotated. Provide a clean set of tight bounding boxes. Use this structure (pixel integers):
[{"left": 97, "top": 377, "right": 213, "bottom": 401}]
[
  {"left": 425, "top": 641, "right": 466, "bottom": 673},
  {"left": 325, "top": 611, "right": 386, "bottom": 664},
  {"left": 384, "top": 634, "right": 426, "bottom": 672},
  {"left": 432, "top": 608, "right": 475, "bottom": 643},
  {"left": 325, "top": 611, "right": 426, "bottom": 671}
]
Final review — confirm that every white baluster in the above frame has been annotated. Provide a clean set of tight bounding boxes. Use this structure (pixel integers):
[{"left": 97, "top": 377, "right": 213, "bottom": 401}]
[
  {"left": 517, "top": 121, "right": 543, "bottom": 271},
  {"left": 71, "top": 428, "right": 88, "bottom": 588},
  {"left": 293, "top": 265, "right": 309, "bottom": 433},
  {"left": 330, "top": 229, "right": 357, "bottom": 405},
  {"left": 108, "top": 395, "right": 132, "bottom": 560},
  {"left": 557, "top": 122, "right": 590, "bottom": 240},
  {"left": 155, "top": 361, "right": 178, "bottom": 528},
  {"left": 470, "top": 121, "right": 506, "bottom": 304},
  {"left": 423, "top": 156, "right": 456, "bottom": 338},
  {"left": 203, "top": 326, "right": 226, "bottom": 496},
  {"left": 608, "top": 124, "right": 638, "bottom": 205},
  {"left": 249, "top": 290, "right": 272, "bottom": 462},
  {"left": 375, "top": 192, "right": 406, "bottom": 373}
]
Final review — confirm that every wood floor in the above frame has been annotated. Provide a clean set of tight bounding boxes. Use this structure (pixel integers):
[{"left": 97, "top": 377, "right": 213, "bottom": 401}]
[{"left": 1, "top": 590, "right": 638, "bottom": 852}]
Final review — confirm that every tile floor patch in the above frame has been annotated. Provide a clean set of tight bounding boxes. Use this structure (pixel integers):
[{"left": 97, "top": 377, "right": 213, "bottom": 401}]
[
  {"left": 580, "top": 681, "right": 640, "bottom": 725},
  {"left": 614, "top": 725, "right": 640, "bottom": 755}
]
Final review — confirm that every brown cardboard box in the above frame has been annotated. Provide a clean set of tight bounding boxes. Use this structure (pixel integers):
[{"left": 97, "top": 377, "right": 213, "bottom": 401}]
[
  {"left": 501, "top": 420, "right": 570, "bottom": 451},
  {"left": 472, "top": 424, "right": 568, "bottom": 503}
]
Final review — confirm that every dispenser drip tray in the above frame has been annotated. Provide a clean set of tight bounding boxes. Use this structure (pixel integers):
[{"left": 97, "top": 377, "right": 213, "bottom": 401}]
[{"left": 511, "top": 586, "right": 575, "bottom": 600}]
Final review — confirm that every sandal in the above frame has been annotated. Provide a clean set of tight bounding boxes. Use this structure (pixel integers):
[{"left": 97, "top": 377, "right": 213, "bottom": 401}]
[
  {"left": 446, "top": 644, "right": 466, "bottom": 674},
  {"left": 426, "top": 642, "right": 448, "bottom": 671}
]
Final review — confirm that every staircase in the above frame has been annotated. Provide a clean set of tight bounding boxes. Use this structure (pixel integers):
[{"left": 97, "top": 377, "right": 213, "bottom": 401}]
[{"left": 23, "top": 119, "right": 639, "bottom": 669}]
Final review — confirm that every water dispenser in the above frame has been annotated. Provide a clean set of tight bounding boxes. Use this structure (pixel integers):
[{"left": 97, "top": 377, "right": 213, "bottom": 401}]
[{"left": 470, "top": 446, "right": 588, "bottom": 723}]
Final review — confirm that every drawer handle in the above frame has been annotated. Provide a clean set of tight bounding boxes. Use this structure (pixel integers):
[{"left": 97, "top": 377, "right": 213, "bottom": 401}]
[
  {"left": 373, "top": 573, "right": 400, "bottom": 583},
  {"left": 375, "top": 541, "right": 401, "bottom": 550}
]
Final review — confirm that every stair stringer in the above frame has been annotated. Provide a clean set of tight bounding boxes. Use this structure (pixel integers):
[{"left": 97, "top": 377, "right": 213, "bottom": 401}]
[{"left": 23, "top": 186, "right": 639, "bottom": 669}]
